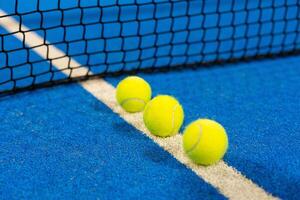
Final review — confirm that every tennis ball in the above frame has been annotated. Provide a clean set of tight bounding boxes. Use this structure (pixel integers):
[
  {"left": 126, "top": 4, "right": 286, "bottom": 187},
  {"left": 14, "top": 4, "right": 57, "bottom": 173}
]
[
  {"left": 183, "top": 119, "right": 228, "bottom": 166},
  {"left": 116, "top": 76, "right": 152, "bottom": 113},
  {"left": 143, "top": 95, "right": 184, "bottom": 137}
]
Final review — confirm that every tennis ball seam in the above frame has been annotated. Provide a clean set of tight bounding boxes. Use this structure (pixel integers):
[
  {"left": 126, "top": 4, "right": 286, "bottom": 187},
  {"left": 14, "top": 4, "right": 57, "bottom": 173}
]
[
  {"left": 116, "top": 76, "right": 151, "bottom": 113},
  {"left": 120, "top": 98, "right": 147, "bottom": 108},
  {"left": 148, "top": 103, "right": 179, "bottom": 137},
  {"left": 160, "top": 103, "right": 180, "bottom": 137},
  {"left": 185, "top": 124, "right": 203, "bottom": 154},
  {"left": 168, "top": 103, "right": 178, "bottom": 136}
]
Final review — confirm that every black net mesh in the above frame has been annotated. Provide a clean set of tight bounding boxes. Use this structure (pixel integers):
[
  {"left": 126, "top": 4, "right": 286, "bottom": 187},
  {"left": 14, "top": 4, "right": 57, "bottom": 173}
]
[{"left": 0, "top": 0, "right": 300, "bottom": 96}]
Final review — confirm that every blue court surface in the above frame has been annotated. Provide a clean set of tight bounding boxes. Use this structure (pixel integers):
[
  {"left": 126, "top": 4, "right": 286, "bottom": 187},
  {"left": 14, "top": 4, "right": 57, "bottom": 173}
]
[{"left": 1, "top": 0, "right": 300, "bottom": 199}]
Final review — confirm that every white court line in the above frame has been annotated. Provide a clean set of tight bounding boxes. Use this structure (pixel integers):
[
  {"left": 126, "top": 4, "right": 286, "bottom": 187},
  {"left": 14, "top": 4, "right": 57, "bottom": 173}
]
[
  {"left": 0, "top": 9, "right": 278, "bottom": 200},
  {"left": 0, "top": 10, "right": 91, "bottom": 78}
]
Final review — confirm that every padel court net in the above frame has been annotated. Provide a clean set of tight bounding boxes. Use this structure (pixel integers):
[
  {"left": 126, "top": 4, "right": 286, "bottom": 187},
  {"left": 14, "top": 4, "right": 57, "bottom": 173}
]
[{"left": 0, "top": 0, "right": 299, "bottom": 96}]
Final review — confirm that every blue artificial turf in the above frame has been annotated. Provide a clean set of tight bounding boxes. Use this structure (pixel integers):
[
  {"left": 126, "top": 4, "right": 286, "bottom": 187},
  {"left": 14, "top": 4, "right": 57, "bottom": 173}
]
[
  {"left": 107, "top": 55, "right": 300, "bottom": 200},
  {"left": 1, "top": 1, "right": 300, "bottom": 199},
  {"left": 0, "top": 84, "right": 226, "bottom": 200}
]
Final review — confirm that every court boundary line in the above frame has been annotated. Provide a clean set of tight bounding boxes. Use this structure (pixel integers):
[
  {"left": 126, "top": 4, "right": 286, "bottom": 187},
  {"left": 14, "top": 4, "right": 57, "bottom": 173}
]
[{"left": 0, "top": 10, "right": 278, "bottom": 200}]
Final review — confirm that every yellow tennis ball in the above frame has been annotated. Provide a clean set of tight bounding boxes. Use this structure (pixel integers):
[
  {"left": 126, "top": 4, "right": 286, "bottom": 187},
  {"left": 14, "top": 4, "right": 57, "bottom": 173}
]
[
  {"left": 182, "top": 119, "right": 228, "bottom": 166},
  {"left": 116, "top": 76, "right": 152, "bottom": 113},
  {"left": 143, "top": 95, "right": 184, "bottom": 137}
]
